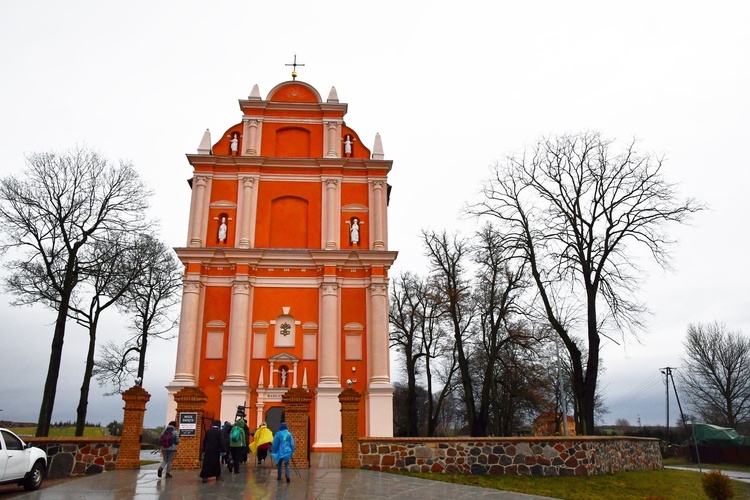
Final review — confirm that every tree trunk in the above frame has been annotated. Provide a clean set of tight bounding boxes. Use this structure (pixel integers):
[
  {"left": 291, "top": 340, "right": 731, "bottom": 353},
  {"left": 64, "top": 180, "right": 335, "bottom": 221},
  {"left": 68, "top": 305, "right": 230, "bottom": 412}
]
[
  {"left": 137, "top": 326, "right": 148, "bottom": 383},
  {"left": 75, "top": 314, "right": 100, "bottom": 436},
  {"left": 37, "top": 261, "right": 77, "bottom": 438},
  {"left": 37, "top": 302, "right": 70, "bottom": 437}
]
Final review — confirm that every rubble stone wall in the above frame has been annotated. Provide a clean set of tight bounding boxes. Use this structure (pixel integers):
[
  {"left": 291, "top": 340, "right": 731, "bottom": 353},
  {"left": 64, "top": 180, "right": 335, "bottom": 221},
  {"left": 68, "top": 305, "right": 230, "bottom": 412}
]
[
  {"left": 31, "top": 438, "right": 120, "bottom": 478},
  {"left": 359, "top": 436, "right": 661, "bottom": 476}
]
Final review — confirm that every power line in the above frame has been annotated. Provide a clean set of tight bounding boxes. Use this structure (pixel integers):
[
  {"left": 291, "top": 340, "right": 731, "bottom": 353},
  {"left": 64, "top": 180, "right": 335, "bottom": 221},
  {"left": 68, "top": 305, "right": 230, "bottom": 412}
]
[{"left": 607, "top": 370, "right": 663, "bottom": 410}]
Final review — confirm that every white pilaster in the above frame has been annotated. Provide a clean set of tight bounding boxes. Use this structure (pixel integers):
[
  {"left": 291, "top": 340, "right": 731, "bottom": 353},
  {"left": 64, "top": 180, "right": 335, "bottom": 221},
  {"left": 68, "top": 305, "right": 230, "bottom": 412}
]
[
  {"left": 365, "top": 387, "right": 394, "bottom": 437},
  {"left": 326, "top": 121, "right": 339, "bottom": 157},
  {"left": 171, "top": 277, "right": 202, "bottom": 384},
  {"left": 220, "top": 386, "right": 251, "bottom": 425},
  {"left": 238, "top": 176, "right": 255, "bottom": 249},
  {"left": 189, "top": 175, "right": 209, "bottom": 247},
  {"left": 324, "top": 178, "right": 338, "bottom": 250},
  {"left": 314, "top": 387, "right": 343, "bottom": 449},
  {"left": 368, "top": 283, "right": 390, "bottom": 385},
  {"left": 225, "top": 280, "right": 250, "bottom": 384},
  {"left": 319, "top": 282, "right": 340, "bottom": 385},
  {"left": 371, "top": 180, "right": 385, "bottom": 250}
]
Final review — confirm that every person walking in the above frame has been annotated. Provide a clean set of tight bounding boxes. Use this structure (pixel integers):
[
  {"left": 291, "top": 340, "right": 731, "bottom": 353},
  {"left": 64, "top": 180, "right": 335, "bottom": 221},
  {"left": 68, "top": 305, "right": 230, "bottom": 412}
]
[
  {"left": 157, "top": 421, "right": 180, "bottom": 479},
  {"left": 239, "top": 418, "right": 251, "bottom": 463},
  {"left": 221, "top": 421, "right": 233, "bottom": 468},
  {"left": 228, "top": 417, "right": 247, "bottom": 474},
  {"left": 270, "top": 422, "right": 295, "bottom": 483},
  {"left": 249, "top": 421, "right": 273, "bottom": 466},
  {"left": 200, "top": 420, "right": 227, "bottom": 483}
]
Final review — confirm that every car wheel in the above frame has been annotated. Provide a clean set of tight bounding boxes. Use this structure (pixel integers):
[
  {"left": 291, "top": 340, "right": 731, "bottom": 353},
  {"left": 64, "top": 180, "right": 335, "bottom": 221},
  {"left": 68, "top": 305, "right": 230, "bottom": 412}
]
[{"left": 23, "top": 460, "right": 44, "bottom": 491}]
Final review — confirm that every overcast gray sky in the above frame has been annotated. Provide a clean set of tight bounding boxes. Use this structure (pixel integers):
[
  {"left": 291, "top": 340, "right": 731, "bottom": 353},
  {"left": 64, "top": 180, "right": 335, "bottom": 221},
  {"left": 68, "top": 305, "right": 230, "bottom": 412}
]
[{"left": 1, "top": 1, "right": 748, "bottom": 429}]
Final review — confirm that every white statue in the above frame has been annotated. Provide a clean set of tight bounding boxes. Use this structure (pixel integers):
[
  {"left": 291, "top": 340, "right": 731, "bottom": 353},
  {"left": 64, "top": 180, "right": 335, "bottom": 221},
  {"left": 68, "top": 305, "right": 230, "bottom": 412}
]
[
  {"left": 218, "top": 217, "right": 227, "bottom": 242},
  {"left": 229, "top": 134, "right": 239, "bottom": 153},
  {"left": 342, "top": 134, "right": 355, "bottom": 156},
  {"left": 280, "top": 368, "right": 287, "bottom": 387},
  {"left": 350, "top": 218, "right": 360, "bottom": 245}
]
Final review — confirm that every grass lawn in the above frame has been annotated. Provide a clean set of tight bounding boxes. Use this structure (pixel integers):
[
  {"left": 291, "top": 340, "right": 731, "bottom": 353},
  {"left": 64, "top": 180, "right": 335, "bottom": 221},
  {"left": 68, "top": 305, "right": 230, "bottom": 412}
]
[
  {"left": 392, "top": 468, "right": 750, "bottom": 499},
  {"left": 9, "top": 426, "right": 105, "bottom": 438}
]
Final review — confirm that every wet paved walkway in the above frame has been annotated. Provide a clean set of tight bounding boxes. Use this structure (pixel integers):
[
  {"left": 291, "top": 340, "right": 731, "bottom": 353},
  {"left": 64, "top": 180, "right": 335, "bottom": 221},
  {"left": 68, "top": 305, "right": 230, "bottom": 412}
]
[
  {"left": 14, "top": 459, "right": 555, "bottom": 499},
  {"left": 665, "top": 465, "right": 750, "bottom": 485}
]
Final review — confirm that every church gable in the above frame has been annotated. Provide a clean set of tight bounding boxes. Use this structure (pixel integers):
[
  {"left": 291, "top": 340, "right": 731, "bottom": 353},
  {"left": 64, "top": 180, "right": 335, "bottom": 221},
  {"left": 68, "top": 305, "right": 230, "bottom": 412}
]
[{"left": 267, "top": 82, "right": 321, "bottom": 103}]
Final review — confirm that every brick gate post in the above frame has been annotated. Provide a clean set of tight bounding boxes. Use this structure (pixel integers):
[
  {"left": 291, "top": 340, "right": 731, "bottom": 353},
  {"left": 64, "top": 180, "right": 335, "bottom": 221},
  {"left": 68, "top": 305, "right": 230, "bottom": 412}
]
[
  {"left": 172, "top": 386, "right": 208, "bottom": 469},
  {"left": 281, "top": 388, "right": 313, "bottom": 469},
  {"left": 116, "top": 385, "right": 151, "bottom": 469},
  {"left": 339, "top": 388, "right": 361, "bottom": 468}
]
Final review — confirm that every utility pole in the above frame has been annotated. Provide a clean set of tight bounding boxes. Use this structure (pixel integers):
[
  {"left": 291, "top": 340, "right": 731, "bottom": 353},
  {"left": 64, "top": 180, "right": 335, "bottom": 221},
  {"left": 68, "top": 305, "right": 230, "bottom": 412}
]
[{"left": 660, "top": 367, "right": 674, "bottom": 444}]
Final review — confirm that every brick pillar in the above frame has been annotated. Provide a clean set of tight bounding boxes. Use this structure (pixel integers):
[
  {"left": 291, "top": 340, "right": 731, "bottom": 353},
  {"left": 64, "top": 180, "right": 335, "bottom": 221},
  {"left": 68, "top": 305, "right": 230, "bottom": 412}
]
[
  {"left": 281, "top": 388, "right": 313, "bottom": 469},
  {"left": 116, "top": 385, "right": 151, "bottom": 469},
  {"left": 339, "top": 388, "right": 361, "bottom": 468},
  {"left": 172, "top": 386, "right": 208, "bottom": 470}
]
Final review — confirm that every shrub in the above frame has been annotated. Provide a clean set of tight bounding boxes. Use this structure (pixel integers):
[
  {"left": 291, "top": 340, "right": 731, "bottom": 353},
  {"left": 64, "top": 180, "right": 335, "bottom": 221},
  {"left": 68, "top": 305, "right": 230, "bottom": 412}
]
[{"left": 701, "top": 470, "right": 734, "bottom": 499}]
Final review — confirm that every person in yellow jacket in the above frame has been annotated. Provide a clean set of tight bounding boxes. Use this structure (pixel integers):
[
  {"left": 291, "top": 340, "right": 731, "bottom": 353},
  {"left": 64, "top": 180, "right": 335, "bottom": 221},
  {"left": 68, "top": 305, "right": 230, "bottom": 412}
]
[{"left": 249, "top": 422, "right": 274, "bottom": 466}]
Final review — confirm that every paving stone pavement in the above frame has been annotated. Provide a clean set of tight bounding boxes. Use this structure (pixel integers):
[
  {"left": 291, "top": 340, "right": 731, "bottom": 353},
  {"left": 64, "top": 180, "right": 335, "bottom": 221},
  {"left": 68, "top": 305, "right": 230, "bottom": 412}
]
[{"left": 13, "top": 460, "right": 556, "bottom": 499}]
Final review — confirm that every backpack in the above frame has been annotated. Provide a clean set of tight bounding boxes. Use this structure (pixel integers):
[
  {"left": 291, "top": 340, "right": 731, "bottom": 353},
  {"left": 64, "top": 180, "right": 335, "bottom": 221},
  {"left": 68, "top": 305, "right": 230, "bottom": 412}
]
[
  {"left": 161, "top": 431, "right": 174, "bottom": 448},
  {"left": 230, "top": 426, "right": 241, "bottom": 444}
]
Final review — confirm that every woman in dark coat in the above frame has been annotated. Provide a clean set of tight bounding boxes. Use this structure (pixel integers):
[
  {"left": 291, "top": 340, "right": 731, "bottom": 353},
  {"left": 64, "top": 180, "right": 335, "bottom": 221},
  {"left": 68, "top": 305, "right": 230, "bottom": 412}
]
[{"left": 200, "top": 420, "right": 227, "bottom": 483}]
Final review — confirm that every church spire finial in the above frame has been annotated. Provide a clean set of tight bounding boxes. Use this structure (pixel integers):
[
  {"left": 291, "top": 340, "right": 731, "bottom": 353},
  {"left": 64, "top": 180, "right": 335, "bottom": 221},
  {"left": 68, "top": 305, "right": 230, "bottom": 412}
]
[{"left": 285, "top": 54, "right": 305, "bottom": 81}]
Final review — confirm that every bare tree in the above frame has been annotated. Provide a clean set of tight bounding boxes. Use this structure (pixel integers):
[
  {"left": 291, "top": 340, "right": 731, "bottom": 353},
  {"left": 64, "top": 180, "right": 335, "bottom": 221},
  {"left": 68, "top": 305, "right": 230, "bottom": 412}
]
[
  {"left": 490, "top": 331, "right": 552, "bottom": 436},
  {"left": 389, "top": 272, "right": 428, "bottom": 436},
  {"left": 0, "top": 147, "right": 151, "bottom": 436},
  {"left": 422, "top": 230, "right": 480, "bottom": 434},
  {"left": 470, "top": 224, "right": 532, "bottom": 436},
  {"left": 68, "top": 234, "right": 145, "bottom": 436},
  {"left": 678, "top": 322, "right": 750, "bottom": 428},
  {"left": 390, "top": 271, "right": 459, "bottom": 436},
  {"left": 94, "top": 235, "right": 181, "bottom": 393},
  {"left": 471, "top": 132, "right": 702, "bottom": 434}
]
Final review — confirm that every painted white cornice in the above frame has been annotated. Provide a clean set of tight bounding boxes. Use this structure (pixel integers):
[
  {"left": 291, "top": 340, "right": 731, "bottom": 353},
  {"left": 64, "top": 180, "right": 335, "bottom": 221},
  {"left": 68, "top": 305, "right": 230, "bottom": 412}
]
[{"left": 174, "top": 247, "right": 398, "bottom": 270}]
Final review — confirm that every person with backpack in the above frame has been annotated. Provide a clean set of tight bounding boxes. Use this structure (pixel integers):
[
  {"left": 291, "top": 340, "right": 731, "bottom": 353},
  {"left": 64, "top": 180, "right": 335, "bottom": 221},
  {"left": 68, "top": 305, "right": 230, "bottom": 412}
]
[
  {"left": 157, "top": 421, "right": 180, "bottom": 478},
  {"left": 228, "top": 417, "right": 247, "bottom": 473},
  {"left": 270, "top": 421, "right": 295, "bottom": 483},
  {"left": 221, "top": 421, "right": 233, "bottom": 468}
]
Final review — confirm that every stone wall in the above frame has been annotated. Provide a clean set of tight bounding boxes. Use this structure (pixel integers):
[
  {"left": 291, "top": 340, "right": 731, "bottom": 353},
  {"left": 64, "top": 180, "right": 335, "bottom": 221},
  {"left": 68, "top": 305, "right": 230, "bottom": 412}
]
[
  {"left": 360, "top": 436, "right": 662, "bottom": 476},
  {"left": 30, "top": 437, "right": 120, "bottom": 479}
]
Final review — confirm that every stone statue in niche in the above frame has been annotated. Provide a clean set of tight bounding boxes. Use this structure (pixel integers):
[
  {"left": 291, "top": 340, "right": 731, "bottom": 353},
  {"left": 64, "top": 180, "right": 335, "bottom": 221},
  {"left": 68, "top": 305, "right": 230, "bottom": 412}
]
[
  {"left": 218, "top": 216, "right": 228, "bottom": 242},
  {"left": 229, "top": 133, "right": 239, "bottom": 154},
  {"left": 349, "top": 217, "right": 360, "bottom": 245},
  {"left": 342, "top": 134, "right": 356, "bottom": 157},
  {"left": 280, "top": 368, "right": 287, "bottom": 387}
]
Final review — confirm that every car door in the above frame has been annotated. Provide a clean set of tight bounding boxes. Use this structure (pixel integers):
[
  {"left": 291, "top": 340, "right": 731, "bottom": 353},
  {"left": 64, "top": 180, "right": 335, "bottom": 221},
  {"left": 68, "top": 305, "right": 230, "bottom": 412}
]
[
  {"left": 0, "top": 431, "right": 6, "bottom": 480},
  {"left": 0, "top": 430, "right": 27, "bottom": 481}
]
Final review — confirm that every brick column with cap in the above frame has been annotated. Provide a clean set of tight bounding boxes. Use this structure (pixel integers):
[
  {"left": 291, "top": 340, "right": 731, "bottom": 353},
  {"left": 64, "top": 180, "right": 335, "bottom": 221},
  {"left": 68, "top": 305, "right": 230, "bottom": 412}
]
[
  {"left": 281, "top": 388, "right": 313, "bottom": 469},
  {"left": 116, "top": 385, "right": 151, "bottom": 469},
  {"left": 171, "top": 386, "right": 208, "bottom": 470},
  {"left": 339, "top": 388, "right": 361, "bottom": 468}
]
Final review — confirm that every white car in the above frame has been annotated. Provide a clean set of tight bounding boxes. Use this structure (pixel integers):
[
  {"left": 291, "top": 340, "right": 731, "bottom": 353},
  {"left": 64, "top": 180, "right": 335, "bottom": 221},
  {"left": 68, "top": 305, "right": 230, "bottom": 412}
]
[{"left": 0, "top": 428, "right": 47, "bottom": 491}]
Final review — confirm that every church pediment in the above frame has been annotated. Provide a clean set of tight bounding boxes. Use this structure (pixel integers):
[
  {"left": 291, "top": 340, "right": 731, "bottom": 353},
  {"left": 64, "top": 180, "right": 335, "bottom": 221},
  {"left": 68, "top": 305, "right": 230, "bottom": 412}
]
[
  {"left": 267, "top": 81, "right": 321, "bottom": 103},
  {"left": 268, "top": 351, "right": 300, "bottom": 363}
]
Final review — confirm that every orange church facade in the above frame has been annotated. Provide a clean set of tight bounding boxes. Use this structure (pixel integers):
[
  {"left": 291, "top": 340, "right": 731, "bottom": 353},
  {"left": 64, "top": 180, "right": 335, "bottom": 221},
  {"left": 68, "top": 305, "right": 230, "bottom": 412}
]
[{"left": 167, "top": 79, "right": 396, "bottom": 450}]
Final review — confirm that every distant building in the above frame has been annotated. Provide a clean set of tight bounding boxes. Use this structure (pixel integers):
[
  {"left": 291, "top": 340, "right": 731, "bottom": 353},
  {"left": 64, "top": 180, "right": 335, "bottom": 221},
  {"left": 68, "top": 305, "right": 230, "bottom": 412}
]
[
  {"left": 533, "top": 411, "right": 577, "bottom": 437},
  {"left": 167, "top": 77, "right": 397, "bottom": 452}
]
